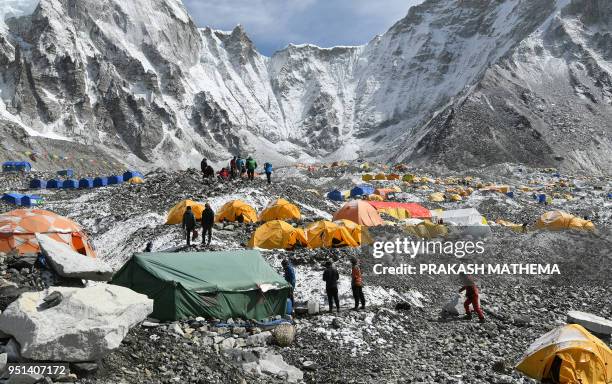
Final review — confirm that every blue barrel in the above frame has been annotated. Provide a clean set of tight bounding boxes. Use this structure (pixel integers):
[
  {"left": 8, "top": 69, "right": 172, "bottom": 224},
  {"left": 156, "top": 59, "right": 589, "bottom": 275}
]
[
  {"left": 93, "top": 177, "right": 108, "bottom": 187},
  {"left": 29, "top": 179, "right": 46, "bottom": 189},
  {"left": 537, "top": 194, "right": 546, "bottom": 204},
  {"left": 47, "top": 179, "right": 60, "bottom": 189},
  {"left": 79, "top": 178, "right": 94, "bottom": 189},
  {"left": 505, "top": 191, "right": 514, "bottom": 198}
]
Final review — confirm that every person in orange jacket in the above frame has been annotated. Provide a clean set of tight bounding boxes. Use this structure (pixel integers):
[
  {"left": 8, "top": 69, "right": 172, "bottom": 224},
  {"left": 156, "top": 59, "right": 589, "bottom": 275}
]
[
  {"left": 351, "top": 257, "right": 365, "bottom": 310},
  {"left": 459, "top": 273, "right": 485, "bottom": 323}
]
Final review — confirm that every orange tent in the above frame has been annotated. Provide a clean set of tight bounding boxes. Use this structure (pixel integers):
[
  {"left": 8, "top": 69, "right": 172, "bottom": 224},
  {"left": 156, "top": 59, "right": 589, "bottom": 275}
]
[
  {"left": 0, "top": 209, "right": 95, "bottom": 257},
  {"left": 332, "top": 200, "right": 384, "bottom": 226}
]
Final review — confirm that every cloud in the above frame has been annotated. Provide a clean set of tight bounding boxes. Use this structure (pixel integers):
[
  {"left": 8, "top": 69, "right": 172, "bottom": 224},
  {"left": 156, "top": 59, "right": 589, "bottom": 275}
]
[{"left": 182, "top": 0, "right": 424, "bottom": 55}]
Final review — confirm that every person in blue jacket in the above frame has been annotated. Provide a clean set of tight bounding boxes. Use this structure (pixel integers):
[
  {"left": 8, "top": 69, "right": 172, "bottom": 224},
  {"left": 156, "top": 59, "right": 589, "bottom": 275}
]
[
  {"left": 282, "top": 259, "right": 296, "bottom": 306},
  {"left": 236, "top": 157, "right": 246, "bottom": 178},
  {"left": 264, "top": 162, "right": 273, "bottom": 184}
]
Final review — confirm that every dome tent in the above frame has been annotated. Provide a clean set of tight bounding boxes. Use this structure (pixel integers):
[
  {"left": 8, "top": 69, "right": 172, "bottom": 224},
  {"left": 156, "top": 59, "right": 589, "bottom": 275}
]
[
  {"left": 215, "top": 200, "right": 257, "bottom": 223},
  {"left": 305, "top": 221, "right": 358, "bottom": 249},
  {"left": 332, "top": 200, "right": 384, "bottom": 227},
  {"left": 166, "top": 200, "right": 205, "bottom": 225},
  {"left": 258, "top": 199, "right": 301, "bottom": 222},
  {"left": 248, "top": 220, "right": 307, "bottom": 249},
  {"left": 0, "top": 209, "right": 95, "bottom": 257}
]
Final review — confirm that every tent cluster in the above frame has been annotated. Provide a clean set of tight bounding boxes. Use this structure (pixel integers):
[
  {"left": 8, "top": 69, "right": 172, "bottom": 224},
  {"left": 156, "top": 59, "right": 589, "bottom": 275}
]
[
  {"left": 1, "top": 193, "right": 42, "bottom": 208},
  {"left": 30, "top": 170, "right": 144, "bottom": 190},
  {"left": 0, "top": 209, "right": 95, "bottom": 258},
  {"left": 2, "top": 161, "right": 32, "bottom": 173}
]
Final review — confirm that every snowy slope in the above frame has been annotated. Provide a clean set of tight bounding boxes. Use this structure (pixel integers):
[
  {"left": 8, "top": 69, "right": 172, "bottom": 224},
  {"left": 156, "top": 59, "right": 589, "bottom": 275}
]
[{"left": 0, "top": 0, "right": 610, "bottom": 174}]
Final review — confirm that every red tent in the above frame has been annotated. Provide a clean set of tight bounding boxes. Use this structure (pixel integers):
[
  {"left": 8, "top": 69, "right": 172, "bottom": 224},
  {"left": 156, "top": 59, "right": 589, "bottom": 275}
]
[{"left": 367, "top": 201, "right": 431, "bottom": 219}]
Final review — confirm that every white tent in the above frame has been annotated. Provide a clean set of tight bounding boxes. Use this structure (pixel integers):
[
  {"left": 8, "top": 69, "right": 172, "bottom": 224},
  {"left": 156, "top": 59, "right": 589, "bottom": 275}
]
[{"left": 437, "top": 208, "right": 487, "bottom": 226}]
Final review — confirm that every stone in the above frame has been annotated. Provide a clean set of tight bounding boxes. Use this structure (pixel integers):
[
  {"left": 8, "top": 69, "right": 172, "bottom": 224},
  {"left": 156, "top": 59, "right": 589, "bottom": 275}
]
[
  {"left": 0, "top": 352, "right": 6, "bottom": 372},
  {"left": 273, "top": 323, "right": 296, "bottom": 346},
  {"left": 258, "top": 352, "right": 303, "bottom": 383},
  {"left": 36, "top": 234, "right": 114, "bottom": 281},
  {"left": 169, "top": 323, "right": 185, "bottom": 337},
  {"left": 0, "top": 285, "right": 153, "bottom": 361},
  {"left": 220, "top": 338, "right": 236, "bottom": 350},
  {"left": 142, "top": 321, "right": 160, "bottom": 328},
  {"left": 441, "top": 293, "right": 464, "bottom": 317},
  {"left": 71, "top": 362, "right": 99, "bottom": 375},
  {"left": 232, "top": 327, "right": 246, "bottom": 335},
  {"left": 246, "top": 331, "right": 272, "bottom": 347},
  {"left": 567, "top": 311, "right": 612, "bottom": 335},
  {"left": 0, "top": 338, "right": 24, "bottom": 362}
]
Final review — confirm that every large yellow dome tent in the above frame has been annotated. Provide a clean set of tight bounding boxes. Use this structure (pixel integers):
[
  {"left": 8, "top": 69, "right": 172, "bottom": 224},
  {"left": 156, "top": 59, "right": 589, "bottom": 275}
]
[
  {"left": 0, "top": 209, "right": 95, "bottom": 258},
  {"left": 215, "top": 200, "right": 257, "bottom": 223},
  {"left": 536, "top": 211, "right": 595, "bottom": 231},
  {"left": 166, "top": 200, "right": 205, "bottom": 225},
  {"left": 247, "top": 220, "right": 307, "bottom": 249},
  {"left": 332, "top": 200, "right": 384, "bottom": 227},
  {"left": 258, "top": 198, "right": 301, "bottom": 222},
  {"left": 305, "top": 221, "right": 358, "bottom": 248},
  {"left": 516, "top": 324, "right": 612, "bottom": 383}
]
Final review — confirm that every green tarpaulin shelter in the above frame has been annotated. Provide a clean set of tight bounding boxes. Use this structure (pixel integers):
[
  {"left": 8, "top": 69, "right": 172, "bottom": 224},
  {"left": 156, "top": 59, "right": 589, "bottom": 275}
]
[{"left": 111, "top": 250, "right": 290, "bottom": 321}]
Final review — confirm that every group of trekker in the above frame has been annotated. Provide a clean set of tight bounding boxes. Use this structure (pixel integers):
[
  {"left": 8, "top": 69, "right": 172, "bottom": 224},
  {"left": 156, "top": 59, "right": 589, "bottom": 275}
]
[
  {"left": 282, "top": 259, "right": 484, "bottom": 321},
  {"left": 281, "top": 258, "right": 366, "bottom": 313},
  {"left": 201, "top": 156, "right": 273, "bottom": 184}
]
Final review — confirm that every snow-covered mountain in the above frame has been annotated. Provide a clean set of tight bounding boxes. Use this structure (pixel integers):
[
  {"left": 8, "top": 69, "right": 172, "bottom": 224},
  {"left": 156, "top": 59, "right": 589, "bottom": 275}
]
[{"left": 0, "top": 0, "right": 610, "bottom": 174}]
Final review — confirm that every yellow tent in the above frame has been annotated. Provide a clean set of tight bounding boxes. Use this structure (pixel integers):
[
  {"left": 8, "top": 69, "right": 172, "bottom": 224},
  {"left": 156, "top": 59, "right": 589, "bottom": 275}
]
[
  {"left": 516, "top": 324, "right": 612, "bottom": 383},
  {"left": 367, "top": 194, "right": 384, "bottom": 201},
  {"left": 404, "top": 220, "right": 448, "bottom": 239},
  {"left": 215, "top": 200, "right": 258, "bottom": 223},
  {"left": 536, "top": 211, "right": 595, "bottom": 231},
  {"left": 334, "top": 219, "right": 373, "bottom": 245},
  {"left": 166, "top": 200, "right": 205, "bottom": 225},
  {"left": 428, "top": 192, "right": 445, "bottom": 202},
  {"left": 305, "top": 221, "right": 359, "bottom": 248},
  {"left": 449, "top": 194, "right": 462, "bottom": 202},
  {"left": 128, "top": 177, "right": 144, "bottom": 184},
  {"left": 386, "top": 173, "right": 400, "bottom": 180},
  {"left": 496, "top": 219, "right": 525, "bottom": 233},
  {"left": 362, "top": 174, "right": 374, "bottom": 182},
  {"left": 305, "top": 189, "right": 320, "bottom": 196},
  {"left": 247, "top": 220, "right": 307, "bottom": 249},
  {"left": 258, "top": 198, "right": 301, "bottom": 222},
  {"left": 402, "top": 174, "right": 414, "bottom": 182},
  {"left": 374, "top": 173, "right": 387, "bottom": 180}
]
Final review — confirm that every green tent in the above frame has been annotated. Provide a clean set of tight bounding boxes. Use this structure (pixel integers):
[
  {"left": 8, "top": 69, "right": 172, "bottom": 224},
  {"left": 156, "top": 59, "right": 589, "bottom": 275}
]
[{"left": 111, "top": 250, "right": 290, "bottom": 321}]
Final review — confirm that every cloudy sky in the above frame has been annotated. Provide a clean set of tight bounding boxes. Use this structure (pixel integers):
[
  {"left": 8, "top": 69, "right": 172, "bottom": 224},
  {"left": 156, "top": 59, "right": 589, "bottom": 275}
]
[{"left": 182, "top": 0, "right": 424, "bottom": 56}]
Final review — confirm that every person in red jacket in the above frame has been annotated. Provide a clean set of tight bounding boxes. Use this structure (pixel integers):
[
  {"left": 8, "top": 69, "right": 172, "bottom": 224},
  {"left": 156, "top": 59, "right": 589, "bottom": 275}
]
[
  {"left": 351, "top": 257, "right": 365, "bottom": 310},
  {"left": 217, "top": 168, "right": 230, "bottom": 181},
  {"left": 459, "top": 273, "right": 485, "bottom": 323}
]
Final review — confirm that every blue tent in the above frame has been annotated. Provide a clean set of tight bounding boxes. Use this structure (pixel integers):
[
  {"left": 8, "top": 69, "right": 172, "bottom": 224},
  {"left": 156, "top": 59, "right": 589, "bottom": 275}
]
[
  {"left": 21, "top": 195, "right": 41, "bottom": 207},
  {"left": 93, "top": 177, "right": 108, "bottom": 187},
  {"left": 57, "top": 169, "right": 74, "bottom": 177},
  {"left": 62, "top": 179, "right": 78, "bottom": 189},
  {"left": 2, "top": 162, "right": 32, "bottom": 172},
  {"left": 1, "top": 193, "right": 24, "bottom": 205},
  {"left": 30, "top": 179, "right": 47, "bottom": 189},
  {"left": 123, "top": 170, "right": 143, "bottom": 181},
  {"left": 108, "top": 175, "right": 123, "bottom": 185},
  {"left": 350, "top": 184, "right": 374, "bottom": 197},
  {"left": 47, "top": 179, "right": 61, "bottom": 189},
  {"left": 327, "top": 190, "right": 344, "bottom": 202},
  {"left": 79, "top": 178, "right": 94, "bottom": 189}
]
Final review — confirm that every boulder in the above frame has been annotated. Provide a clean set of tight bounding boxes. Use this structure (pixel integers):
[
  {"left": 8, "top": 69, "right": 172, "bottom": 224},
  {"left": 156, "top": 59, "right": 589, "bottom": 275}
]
[
  {"left": 258, "top": 352, "right": 303, "bottom": 383},
  {"left": 567, "top": 311, "right": 612, "bottom": 335},
  {"left": 441, "top": 293, "right": 464, "bottom": 317},
  {"left": 0, "top": 285, "right": 153, "bottom": 361},
  {"left": 272, "top": 323, "right": 295, "bottom": 346},
  {"left": 36, "top": 234, "right": 113, "bottom": 281}
]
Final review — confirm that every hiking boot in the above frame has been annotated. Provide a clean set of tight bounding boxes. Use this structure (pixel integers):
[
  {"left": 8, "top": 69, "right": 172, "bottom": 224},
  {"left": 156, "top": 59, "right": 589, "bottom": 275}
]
[
  {"left": 360, "top": 305, "right": 366, "bottom": 310},
  {"left": 352, "top": 307, "right": 359, "bottom": 311},
  {"left": 462, "top": 314, "right": 473, "bottom": 320}
]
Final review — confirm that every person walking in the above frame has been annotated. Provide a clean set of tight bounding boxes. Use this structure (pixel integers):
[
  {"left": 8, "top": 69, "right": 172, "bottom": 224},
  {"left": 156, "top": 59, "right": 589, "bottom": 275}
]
[
  {"left": 322, "top": 261, "right": 340, "bottom": 313},
  {"left": 282, "top": 259, "right": 296, "bottom": 307},
  {"left": 459, "top": 273, "right": 485, "bottom": 323},
  {"left": 237, "top": 157, "right": 246, "bottom": 178},
  {"left": 200, "top": 158, "right": 208, "bottom": 179},
  {"left": 246, "top": 156, "right": 257, "bottom": 181},
  {"left": 201, "top": 203, "right": 215, "bottom": 246},
  {"left": 182, "top": 206, "right": 196, "bottom": 246},
  {"left": 230, "top": 156, "right": 237, "bottom": 179},
  {"left": 264, "top": 162, "right": 273, "bottom": 184},
  {"left": 351, "top": 257, "right": 365, "bottom": 310}
]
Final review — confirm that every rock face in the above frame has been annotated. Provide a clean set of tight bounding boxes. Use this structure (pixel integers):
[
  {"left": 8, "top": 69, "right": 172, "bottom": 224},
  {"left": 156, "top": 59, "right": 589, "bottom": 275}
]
[
  {"left": 0, "top": 285, "right": 153, "bottom": 361},
  {"left": 567, "top": 310, "right": 612, "bottom": 335},
  {"left": 0, "top": 0, "right": 610, "bottom": 173},
  {"left": 36, "top": 234, "right": 113, "bottom": 281}
]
